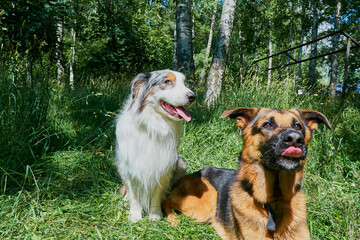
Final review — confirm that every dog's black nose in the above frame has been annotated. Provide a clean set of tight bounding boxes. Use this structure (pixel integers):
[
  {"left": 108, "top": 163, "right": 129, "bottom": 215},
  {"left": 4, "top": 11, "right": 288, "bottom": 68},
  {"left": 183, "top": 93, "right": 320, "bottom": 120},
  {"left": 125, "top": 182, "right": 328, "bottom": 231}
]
[
  {"left": 187, "top": 92, "right": 196, "bottom": 103},
  {"left": 281, "top": 131, "right": 304, "bottom": 147}
]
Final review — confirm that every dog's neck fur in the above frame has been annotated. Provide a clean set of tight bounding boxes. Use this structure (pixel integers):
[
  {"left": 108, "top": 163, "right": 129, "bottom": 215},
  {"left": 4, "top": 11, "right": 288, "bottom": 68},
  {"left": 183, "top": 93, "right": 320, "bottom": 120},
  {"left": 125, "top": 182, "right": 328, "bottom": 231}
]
[
  {"left": 237, "top": 157, "right": 304, "bottom": 204},
  {"left": 235, "top": 156, "right": 308, "bottom": 237},
  {"left": 130, "top": 97, "right": 183, "bottom": 141}
]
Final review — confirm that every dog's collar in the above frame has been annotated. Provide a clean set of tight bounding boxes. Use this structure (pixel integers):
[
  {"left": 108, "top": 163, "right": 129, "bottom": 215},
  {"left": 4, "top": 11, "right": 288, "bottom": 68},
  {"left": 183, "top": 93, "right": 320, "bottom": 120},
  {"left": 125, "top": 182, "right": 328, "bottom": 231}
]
[{"left": 264, "top": 203, "right": 276, "bottom": 231}]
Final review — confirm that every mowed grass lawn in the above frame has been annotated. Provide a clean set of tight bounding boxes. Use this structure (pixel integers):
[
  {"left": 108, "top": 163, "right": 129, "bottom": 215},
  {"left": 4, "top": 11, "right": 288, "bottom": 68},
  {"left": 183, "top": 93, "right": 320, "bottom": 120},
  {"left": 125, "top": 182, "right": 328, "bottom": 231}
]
[{"left": 1, "top": 81, "right": 359, "bottom": 239}]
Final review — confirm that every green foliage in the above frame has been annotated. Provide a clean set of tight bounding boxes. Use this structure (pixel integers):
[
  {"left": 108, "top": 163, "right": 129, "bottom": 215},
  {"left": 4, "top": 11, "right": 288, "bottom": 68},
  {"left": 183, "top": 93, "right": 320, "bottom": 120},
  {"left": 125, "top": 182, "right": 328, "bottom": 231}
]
[
  {"left": 74, "top": 0, "right": 175, "bottom": 78},
  {"left": 0, "top": 0, "right": 58, "bottom": 55}
]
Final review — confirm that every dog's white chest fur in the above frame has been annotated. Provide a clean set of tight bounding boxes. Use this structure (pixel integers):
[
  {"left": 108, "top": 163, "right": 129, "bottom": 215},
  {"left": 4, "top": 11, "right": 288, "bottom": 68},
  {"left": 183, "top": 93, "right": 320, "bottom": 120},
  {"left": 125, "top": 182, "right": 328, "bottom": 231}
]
[{"left": 115, "top": 103, "right": 182, "bottom": 193}]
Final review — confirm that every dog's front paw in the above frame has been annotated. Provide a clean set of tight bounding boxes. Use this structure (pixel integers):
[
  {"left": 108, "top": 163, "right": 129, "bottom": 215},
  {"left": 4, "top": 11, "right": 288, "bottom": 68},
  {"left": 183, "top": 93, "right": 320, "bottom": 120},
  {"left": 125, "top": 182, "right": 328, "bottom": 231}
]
[
  {"left": 130, "top": 210, "right": 143, "bottom": 222},
  {"left": 149, "top": 212, "right": 162, "bottom": 221}
]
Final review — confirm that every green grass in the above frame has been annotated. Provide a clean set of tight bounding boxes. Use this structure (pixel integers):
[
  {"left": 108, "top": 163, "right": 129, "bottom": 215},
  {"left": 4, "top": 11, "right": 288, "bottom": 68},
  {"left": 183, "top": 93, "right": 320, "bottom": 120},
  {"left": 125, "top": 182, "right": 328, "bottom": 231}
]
[{"left": 1, "top": 77, "right": 359, "bottom": 239}]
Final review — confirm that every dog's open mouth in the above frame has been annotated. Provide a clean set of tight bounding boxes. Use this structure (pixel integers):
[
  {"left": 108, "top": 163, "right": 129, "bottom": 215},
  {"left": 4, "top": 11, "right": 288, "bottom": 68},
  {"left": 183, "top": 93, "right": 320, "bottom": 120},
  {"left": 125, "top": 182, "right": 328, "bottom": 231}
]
[{"left": 160, "top": 101, "right": 191, "bottom": 122}]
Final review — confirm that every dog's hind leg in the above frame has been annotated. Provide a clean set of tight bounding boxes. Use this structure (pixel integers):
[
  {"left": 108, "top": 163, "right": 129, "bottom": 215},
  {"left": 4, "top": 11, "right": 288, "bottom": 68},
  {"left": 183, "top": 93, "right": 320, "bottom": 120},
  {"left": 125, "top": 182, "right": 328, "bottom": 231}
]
[{"left": 171, "top": 156, "right": 187, "bottom": 186}]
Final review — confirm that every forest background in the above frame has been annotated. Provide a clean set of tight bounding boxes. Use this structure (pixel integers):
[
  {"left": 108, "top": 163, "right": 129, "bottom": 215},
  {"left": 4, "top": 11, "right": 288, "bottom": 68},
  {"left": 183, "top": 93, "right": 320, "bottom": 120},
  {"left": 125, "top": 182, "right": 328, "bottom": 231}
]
[{"left": 0, "top": 0, "right": 359, "bottom": 239}]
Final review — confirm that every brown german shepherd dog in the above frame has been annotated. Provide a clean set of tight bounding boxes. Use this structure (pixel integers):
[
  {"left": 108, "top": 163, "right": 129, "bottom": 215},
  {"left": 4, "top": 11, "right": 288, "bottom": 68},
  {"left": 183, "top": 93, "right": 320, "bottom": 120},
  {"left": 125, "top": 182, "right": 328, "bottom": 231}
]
[{"left": 164, "top": 107, "right": 331, "bottom": 240}]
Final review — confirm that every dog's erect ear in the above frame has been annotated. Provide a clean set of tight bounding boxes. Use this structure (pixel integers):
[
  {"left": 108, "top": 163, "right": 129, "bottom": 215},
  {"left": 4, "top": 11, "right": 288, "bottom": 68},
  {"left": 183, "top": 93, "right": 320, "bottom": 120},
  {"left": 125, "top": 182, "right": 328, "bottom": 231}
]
[
  {"left": 297, "top": 109, "right": 332, "bottom": 131},
  {"left": 221, "top": 107, "right": 259, "bottom": 129}
]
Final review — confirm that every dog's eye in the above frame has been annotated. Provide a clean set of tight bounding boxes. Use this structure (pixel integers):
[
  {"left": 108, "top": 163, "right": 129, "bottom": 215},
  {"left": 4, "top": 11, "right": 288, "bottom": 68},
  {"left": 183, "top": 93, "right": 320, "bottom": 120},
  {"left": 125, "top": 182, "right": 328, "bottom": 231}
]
[
  {"left": 262, "top": 122, "right": 272, "bottom": 129},
  {"left": 164, "top": 79, "right": 173, "bottom": 85},
  {"left": 295, "top": 123, "right": 302, "bottom": 130}
]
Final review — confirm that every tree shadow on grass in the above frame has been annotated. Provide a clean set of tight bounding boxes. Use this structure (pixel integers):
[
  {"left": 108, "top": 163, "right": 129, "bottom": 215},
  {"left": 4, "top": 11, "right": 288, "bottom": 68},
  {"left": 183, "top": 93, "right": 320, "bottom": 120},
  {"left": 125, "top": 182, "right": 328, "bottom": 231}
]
[
  {"left": 1, "top": 81, "right": 129, "bottom": 195},
  {"left": 48, "top": 82, "right": 130, "bottom": 153},
  {"left": 37, "top": 151, "right": 121, "bottom": 199}
]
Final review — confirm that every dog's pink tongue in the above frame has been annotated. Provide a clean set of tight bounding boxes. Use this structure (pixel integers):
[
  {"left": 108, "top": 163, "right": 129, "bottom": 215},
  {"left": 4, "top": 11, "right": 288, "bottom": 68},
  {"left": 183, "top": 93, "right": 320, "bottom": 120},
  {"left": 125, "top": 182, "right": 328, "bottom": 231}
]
[
  {"left": 282, "top": 146, "right": 302, "bottom": 158},
  {"left": 175, "top": 107, "right": 191, "bottom": 122}
]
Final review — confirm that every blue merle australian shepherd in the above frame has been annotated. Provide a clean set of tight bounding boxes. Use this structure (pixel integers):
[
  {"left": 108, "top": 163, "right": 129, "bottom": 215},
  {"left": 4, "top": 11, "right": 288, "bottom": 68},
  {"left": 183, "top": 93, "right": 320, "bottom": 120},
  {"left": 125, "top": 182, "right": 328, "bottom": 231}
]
[{"left": 115, "top": 70, "right": 195, "bottom": 222}]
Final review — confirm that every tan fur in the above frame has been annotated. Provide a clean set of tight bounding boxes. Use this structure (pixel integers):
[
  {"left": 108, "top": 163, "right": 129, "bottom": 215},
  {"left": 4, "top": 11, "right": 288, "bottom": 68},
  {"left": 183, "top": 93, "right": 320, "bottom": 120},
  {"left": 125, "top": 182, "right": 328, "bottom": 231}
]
[
  {"left": 165, "top": 108, "right": 331, "bottom": 239},
  {"left": 222, "top": 162, "right": 309, "bottom": 239},
  {"left": 132, "top": 80, "right": 143, "bottom": 100},
  {"left": 166, "top": 73, "right": 176, "bottom": 82},
  {"left": 118, "top": 172, "right": 127, "bottom": 197},
  {"left": 164, "top": 175, "right": 217, "bottom": 225},
  {"left": 139, "top": 88, "right": 154, "bottom": 111}
]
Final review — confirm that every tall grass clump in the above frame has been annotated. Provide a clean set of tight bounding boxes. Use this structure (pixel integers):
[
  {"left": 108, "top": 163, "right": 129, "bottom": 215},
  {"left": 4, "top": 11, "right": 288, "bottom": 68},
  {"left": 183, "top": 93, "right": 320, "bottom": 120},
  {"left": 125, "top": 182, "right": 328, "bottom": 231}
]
[
  {"left": 47, "top": 76, "right": 129, "bottom": 152},
  {"left": 0, "top": 67, "right": 51, "bottom": 193}
]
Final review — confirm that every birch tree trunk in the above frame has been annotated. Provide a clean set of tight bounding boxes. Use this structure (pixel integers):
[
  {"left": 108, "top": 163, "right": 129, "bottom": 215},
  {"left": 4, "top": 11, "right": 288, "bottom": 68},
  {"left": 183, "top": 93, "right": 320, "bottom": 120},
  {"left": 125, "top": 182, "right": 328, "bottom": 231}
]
[
  {"left": 199, "top": 0, "right": 218, "bottom": 84},
  {"left": 330, "top": 0, "right": 341, "bottom": 99},
  {"left": 204, "top": 0, "right": 237, "bottom": 107},
  {"left": 308, "top": 6, "right": 318, "bottom": 87},
  {"left": 69, "top": 0, "right": 78, "bottom": 90},
  {"left": 252, "top": 0, "right": 259, "bottom": 86},
  {"left": 25, "top": 5, "right": 32, "bottom": 88},
  {"left": 192, "top": 1, "right": 195, "bottom": 62},
  {"left": 205, "top": 0, "right": 218, "bottom": 59},
  {"left": 252, "top": 0, "right": 258, "bottom": 55},
  {"left": 56, "top": 21, "right": 65, "bottom": 84},
  {"left": 175, "top": 0, "right": 195, "bottom": 83},
  {"left": 26, "top": 52, "right": 32, "bottom": 87},
  {"left": 286, "top": 1, "right": 294, "bottom": 85},
  {"left": 69, "top": 26, "right": 76, "bottom": 90},
  {"left": 239, "top": 27, "right": 244, "bottom": 84},
  {"left": 173, "top": 21, "right": 177, "bottom": 70},
  {"left": 267, "top": 37, "right": 272, "bottom": 88},
  {"left": 296, "top": 0, "right": 306, "bottom": 85}
]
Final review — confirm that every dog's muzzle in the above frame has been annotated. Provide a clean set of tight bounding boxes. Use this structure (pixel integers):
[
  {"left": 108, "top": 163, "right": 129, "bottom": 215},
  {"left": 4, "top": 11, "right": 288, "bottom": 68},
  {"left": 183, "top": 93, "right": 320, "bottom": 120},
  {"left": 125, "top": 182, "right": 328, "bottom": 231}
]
[{"left": 264, "top": 130, "right": 307, "bottom": 171}]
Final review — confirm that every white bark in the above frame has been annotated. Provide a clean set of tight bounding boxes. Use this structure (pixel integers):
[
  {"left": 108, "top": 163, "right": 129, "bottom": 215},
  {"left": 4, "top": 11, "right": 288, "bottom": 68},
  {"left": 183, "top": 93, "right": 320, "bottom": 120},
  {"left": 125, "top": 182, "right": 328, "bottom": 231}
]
[
  {"left": 252, "top": 0, "right": 258, "bottom": 86},
  {"left": 204, "top": 0, "right": 237, "bottom": 107},
  {"left": 192, "top": 1, "right": 195, "bottom": 62},
  {"left": 173, "top": 21, "right": 177, "bottom": 70},
  {"left": 267, "top": 38, "right": 272, "bottom": 87},
  {"left": 286, "top": 1, "right": 294, "bottom": 84},
  {"left": 330, "top": 0, "right": 341, "bottom": 98},
  {"left": 296, "top": 1, "right": 306, "bottom": 82},
  {"left": 206, "top": 0, "right": 218, "bottom": 59},
  {"left": 26, "top": 53, "right": 32, "bottom": 87},
  {"left": 253, "top": 0, "right": 258, "bottom": 55},
  {"left": 56, "top": 21, "right": 65, "bottom": 84},
  {"left": 239, "top": 27, "right": 244, "bottom": 83},
  {"left": 199, "top": 0, "right": 218, "bottom": 83},
  {"left": 308, "top": 6, "right": 318, "bottom": 87},
  {"left": 69, "top": 26, "right": 75, "bottom": 90},
  {"left": 69, "top": 0, "right": 78, "bottom": 90}
]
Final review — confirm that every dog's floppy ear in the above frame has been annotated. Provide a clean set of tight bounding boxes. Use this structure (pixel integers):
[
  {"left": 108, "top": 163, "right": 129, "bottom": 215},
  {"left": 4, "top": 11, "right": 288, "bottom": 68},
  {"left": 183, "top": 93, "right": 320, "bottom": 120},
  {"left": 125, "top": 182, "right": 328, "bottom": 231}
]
[
  {"left": 129, "top": 72, "right": 152, "bottom": 111},
  {"left": 297, "top": 109, "right": 332, "bottom": 131},
  {"left": 131, "top": 73, "right": 151, "bottom": 100},
  {"left": 221, "top": 107, "right": 259, "bottom": 129}
]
